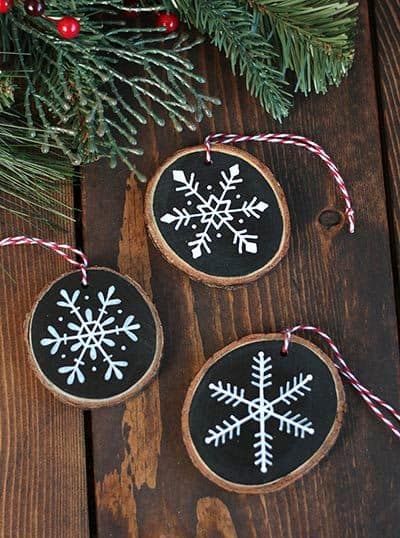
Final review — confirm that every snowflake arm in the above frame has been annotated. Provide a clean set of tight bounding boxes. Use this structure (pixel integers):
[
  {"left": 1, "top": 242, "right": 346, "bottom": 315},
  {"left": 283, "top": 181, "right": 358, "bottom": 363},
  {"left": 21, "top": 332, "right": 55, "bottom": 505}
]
[
  {"left": 188, "top": 231, "right": 212, "bottom": 259},
  {"left": 58, "top": 361, "right": 85, "bottom": 385},
  {"left": 251, "top": 351, "right": 272, "bottom": 390},
  {"left": 119, "top": 315, "right": 141, "bottom": 342},
  {"left": 270, "top": 372, "right": 315, "bottom": 438},
  {"left": 272, "top": 410, "right": 315, "bottom": 438},
  {"left": 56, "top": 288, "right": 85, "bottom": 324},
  {"left": 99, "top": 344, "right": 128, "bottom": 381},
  {"left": 219, "top": 164, "right": 242, "bottom": 191},
  {"left": 254, "top": 430, "right": 273, "bottom": 473},
  {"left": 40, "top": 325, "right": 66, "bottom": 355},
  {"left": 160, "top": 206, "right": 195, "bottom": 230},
  {"left": 205, "top": 381, "right": 253, "bottom": 447},
  {"left": 241, "top": 197, "right": 269, "bottom": 218},
  {"left": 271, "top": 373, "right": 313, "bottom": 406},
  {"left": 209, "top": 381, "right": 251, "bottom": 407},
  {"left": 97, "top": 285, "right": 121, "bottom": 308},
  {"left": 205, "top": 413, "right": 254, "bottom": 447},
  {"left": 57, "top": 288, "right": 80, "bottom": 309},
  {"left": 166, "top": 170, "right": 209, "bottom": 203}
]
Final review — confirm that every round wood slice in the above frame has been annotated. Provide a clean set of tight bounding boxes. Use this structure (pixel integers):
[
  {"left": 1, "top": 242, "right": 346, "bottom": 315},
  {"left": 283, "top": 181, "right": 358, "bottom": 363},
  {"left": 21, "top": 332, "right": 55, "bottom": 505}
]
[
  {"left": 26, "top": 267, "right": 163, "bottom": 408},
  {"left": 145, "top": 145, "right": 290, "bottom": 287},
  {"left": 182, "top": 334, "right": 345, "bottom": 493}
]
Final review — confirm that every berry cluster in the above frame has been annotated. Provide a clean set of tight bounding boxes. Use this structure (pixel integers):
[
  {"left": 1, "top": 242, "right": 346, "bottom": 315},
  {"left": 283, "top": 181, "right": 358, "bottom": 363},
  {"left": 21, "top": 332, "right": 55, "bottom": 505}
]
[
  {"left": 0, "top": 0, "right": 81, "bottom": 38},
  {"left": 0, "top": 1, "right": 180, "bottom": 39}
]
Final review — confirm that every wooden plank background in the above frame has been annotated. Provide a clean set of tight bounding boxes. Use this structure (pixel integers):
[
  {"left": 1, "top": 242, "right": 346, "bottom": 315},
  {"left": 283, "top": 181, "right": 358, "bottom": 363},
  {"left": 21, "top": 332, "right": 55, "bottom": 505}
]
[
  {"left": 1, "top": 0, "right": 399, "bottom": 536},
  {"left": 373, "top": 0, "right": 400, "bottom": 281},
  {"left": 0, "top": 209, "right": 89, "bottom": 537}
]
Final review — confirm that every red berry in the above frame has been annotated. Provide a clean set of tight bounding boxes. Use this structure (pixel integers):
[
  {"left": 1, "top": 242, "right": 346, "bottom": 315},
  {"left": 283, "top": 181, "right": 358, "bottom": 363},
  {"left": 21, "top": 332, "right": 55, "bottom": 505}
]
[
  {"left": 56, "top": 16, "right": 81, "bottom": 39},
  {"left": 0, "top": 0, "right": 13, "bottom": 14},
  {"left": 24, "top": 0, "right": 46, "bottom": 17},
  {"left": 156, "top": 12, "right": 179, "bottom": 33}
]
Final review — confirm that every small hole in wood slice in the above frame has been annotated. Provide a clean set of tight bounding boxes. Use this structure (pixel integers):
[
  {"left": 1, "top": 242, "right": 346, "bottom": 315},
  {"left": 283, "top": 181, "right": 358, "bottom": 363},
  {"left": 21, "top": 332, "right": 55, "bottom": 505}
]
[
  {"left": 280, "top": 350, "right": 288, "bottom": 357},
  {"left": 318, "top": 209, "right": 343, "bottom": 229}
]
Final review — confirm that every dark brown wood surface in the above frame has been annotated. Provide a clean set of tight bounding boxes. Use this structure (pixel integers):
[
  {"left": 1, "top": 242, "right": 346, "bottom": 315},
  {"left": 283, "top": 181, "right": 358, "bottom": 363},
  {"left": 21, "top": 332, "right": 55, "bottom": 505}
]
[
  {"left": 373, "top": 0, "right": 400, "bottom": 282},
  {"left": 1, "top": 0, "right": 400, "bottom": 536},
  {"left": 0, "top": 210, "right": 89, "bottom": 537}
]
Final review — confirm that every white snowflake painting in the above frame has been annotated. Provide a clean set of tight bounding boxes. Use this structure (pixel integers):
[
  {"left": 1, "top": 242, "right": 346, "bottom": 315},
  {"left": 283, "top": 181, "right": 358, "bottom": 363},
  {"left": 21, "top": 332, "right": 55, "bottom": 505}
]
[
  {"left": 40, "top": 286, "right": 141, "bottom": 385},
  {"left": 204, "top": 352, "right": 315, "bottom": 474},
  {"left": 160, "top": 164, "right": 269, "bottom": 259}
]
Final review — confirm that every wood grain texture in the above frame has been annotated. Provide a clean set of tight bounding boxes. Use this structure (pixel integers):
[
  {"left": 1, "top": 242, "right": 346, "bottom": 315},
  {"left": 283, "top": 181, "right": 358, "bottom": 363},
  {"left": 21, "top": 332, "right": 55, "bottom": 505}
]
[
  {"left": 92, "top": 174, "right": 163, "bottom": 536},
  {"left": 0, "top": 210, "right": 89, "bottom": 537},
  {"left": 196, "top": 497, "right": 238, "bottom": 538},
  {"left": 373, "top": 0, "right": 400, "bottom": 276},
  {"left": 82, "top": 1, "right": 400, "bottom": 535}
]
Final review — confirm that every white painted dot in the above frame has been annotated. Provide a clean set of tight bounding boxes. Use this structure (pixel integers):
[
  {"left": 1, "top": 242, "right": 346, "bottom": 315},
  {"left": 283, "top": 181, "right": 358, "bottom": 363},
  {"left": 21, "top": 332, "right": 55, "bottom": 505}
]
[
  {"left": 92, "top": 366, "right": 97, "bottom": 372},
  {"left": 216, "top": 233, "right": 222, "bottom": 238},
  {"left": 117, "top": 309, "right": 123, "bottom": 314},
  {"left": 239, "top": 219, "right": 244, "bottom": 224},
  {"left": 191, "top": 224, "right": 197, "bottom": 230},
  {"left": 187, "top": 200, "right": 192, "bottom": 206},
  {"left": 58, "top": 316, "right": 63, "bottom": 322},
  {"left": 61, "top": 354, "right": 66, "bottom": 359},
  {"left": 207, "top": 185, "right": 212, "bottom": 190},
  {"left": 121, "top": 345, "right": 127, "bottom": 351},
  {"left": 84, "top": 295, "right": 89, "bottom": 300},
  {"left": 236, "top": 194, "right": 241, "bottom": 199}
]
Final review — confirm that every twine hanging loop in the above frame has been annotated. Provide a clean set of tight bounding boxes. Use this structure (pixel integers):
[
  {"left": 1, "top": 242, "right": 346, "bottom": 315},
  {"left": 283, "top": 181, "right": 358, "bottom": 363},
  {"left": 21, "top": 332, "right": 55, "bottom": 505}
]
[
  {"left": 281, "top": 324, "right": 400, "bottom": 439},
  {"left": 204, "top": 132, "right": 355, "bottom": 234},
  {"left": 0, "top": 236, "right": 89, "bottom": 285}
]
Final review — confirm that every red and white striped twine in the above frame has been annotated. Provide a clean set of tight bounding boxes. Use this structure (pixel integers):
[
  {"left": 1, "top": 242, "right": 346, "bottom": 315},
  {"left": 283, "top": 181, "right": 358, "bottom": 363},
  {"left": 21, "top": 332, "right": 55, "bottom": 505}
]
[
  {"left": 0, "top": 236, "right": 89, "bottom": 285},
  {"left": 204, "top": 132, "right": 355, "bottom": 234},
  {"left": 281, "top": 325, "right": 400, "bottom": 440}
]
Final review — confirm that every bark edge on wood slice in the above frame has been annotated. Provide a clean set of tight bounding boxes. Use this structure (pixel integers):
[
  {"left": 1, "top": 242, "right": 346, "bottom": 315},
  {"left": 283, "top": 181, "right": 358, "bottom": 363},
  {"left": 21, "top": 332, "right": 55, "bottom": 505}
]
[
  {"left": 145, "top": 145, "right": 290, "bottom": 287},
  {"left": 25, "top": 267, "right": 164, "bottom": 408},
  {"left": 182, "top": 333, "right": 345, "bottom": 493}
]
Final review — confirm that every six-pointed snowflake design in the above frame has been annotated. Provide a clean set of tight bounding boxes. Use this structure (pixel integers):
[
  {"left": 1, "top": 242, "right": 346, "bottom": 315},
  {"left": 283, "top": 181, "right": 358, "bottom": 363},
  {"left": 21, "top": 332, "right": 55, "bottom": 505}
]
[
  {"left": 40, "top": 286, "right": 141, "bottom": 385},
  {"left": 204, "top": 352, "right": 315, "bottom": 473},
  {"left": 160, "top": 164, "right": 269, "bottom": 259}
]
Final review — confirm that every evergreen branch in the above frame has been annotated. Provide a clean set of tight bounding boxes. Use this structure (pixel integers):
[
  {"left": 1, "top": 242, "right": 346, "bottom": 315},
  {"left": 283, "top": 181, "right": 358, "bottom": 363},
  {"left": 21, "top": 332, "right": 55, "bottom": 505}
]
[
  {"left": 0, "top": 0, "right": 358, "bottom": 222},
  {"left": 0, "top": 112, "right": 74, "bottom": 223},
  {"left": 0, "top": 0, "right": 218, "bottom": 221},
  {"left": 168, "top": 0, "right": 292, "bottom": 120},
  {"left": 248, "top": 0, "right": 358, "bottom": 94},
  {"left": 5, "top": 9, "right": 214, "bottom": 170}
]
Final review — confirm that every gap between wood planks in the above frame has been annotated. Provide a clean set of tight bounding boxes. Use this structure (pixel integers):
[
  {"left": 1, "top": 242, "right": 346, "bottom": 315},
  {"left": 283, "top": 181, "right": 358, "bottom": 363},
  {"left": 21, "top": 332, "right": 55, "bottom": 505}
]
[{"left": 73, "top": 174, "right": 98, "bottom": 538}]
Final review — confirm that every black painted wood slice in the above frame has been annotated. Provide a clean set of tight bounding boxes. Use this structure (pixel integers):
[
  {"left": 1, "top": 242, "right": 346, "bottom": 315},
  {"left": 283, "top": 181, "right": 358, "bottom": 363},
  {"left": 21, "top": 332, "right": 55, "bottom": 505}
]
[
  {"left": 145, "top": 145, "right": 290, "bottom": 286},
  {"left": 182, "top": 334, "right": 345, "bottom": 493},
  {"left": 26, "top": 267, "right": 163, "bottom": 408}
]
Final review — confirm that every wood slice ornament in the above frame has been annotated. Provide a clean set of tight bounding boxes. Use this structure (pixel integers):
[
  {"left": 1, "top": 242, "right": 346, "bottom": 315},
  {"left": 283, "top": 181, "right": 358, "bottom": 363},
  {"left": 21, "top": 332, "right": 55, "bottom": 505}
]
[
  {"left": 0, "top": 237, "right": 163, "bottom": 408},
  {"left": 145, "top": 133, "right": 355, "bottom": 287},
  {"left": 146, "top": 145, "right": 289, "bottom": 286},
  {"left": 182, "top": 327, "right": 400, "bottom": 494}
]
